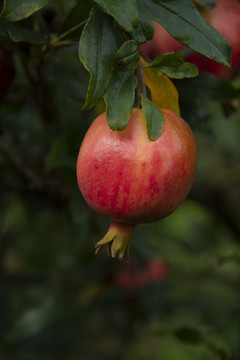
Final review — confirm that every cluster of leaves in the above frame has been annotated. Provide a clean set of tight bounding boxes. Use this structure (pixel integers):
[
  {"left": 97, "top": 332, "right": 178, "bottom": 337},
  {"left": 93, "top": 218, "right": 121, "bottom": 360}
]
[
  {"left": 78, "top": 0, "right": 231, "bottom": 139},
  {"left": 0, "top": 0, "right": 235, "bottom": 139}
]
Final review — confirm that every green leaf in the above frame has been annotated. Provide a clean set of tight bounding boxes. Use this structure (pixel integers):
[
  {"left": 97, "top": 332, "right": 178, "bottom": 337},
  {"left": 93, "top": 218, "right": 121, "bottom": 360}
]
[
  {"left": 45, "top": 139, "right": 75, "bottom": 171},
  {"left": 50, "top": 62, "right": 87, "bottom": 102},
  {"left": 141, "top": 94, "right": 165, "bottom": 140},
  {"left": 79, "top": 7, "right": 117, "bottom": 110},
  {"left": 130, "top": 0, "right": 154, "bottom": 43},
  {"left": 104, "top": 66, "right": 137, "bottom": 130},
  {"left": 143, "top": 0, "right": 231, "bottom": 68},
  {"left": 117, "top": 40, "right": 139, "bottom": 71},
  {"left": 117, "top": 40, "right": 138, "bottom": 59},
  {"left": 0, "top": 19, "right": 49, "bottom": 44},
  {"left": 175, "top": 325, "right": 231, "bottom": 360},
  {"left": 0, "top": 0, "right": 49, "bottom": 21},
  {"left": 93, "top": 0, "right": 139, "bottom": 32},
  {"left": 194, "top": 0, "right": 217, "bottom": 8},
  {"left": 58, "top": 0, "right": 94, "bottom": 39},
  {"left": 147, "top": 52, "right": 199, "bottom": 79},
  {"left": 130, "top": 25, "right": 146, "bottom": 44}
]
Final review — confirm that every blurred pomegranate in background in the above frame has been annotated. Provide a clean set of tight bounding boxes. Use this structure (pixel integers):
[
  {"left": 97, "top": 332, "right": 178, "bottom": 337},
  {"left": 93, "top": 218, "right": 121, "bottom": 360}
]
[
  {"left": 140, "top": 0, "right": 240, "bottom": 78},
  {"left": 113, "top": 258, "right": 168, "bottom": 291}
]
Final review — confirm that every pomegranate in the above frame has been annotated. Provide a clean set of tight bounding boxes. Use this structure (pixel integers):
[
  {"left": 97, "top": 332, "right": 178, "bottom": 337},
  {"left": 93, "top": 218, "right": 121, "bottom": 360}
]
[
  {"left": 140, "top": 0, "right": 240, "bottom": 78},
  {"left": 113, "top": 258, "right": 168, "bottom": 291},
  {"left": 0, "top": 47, "right": 15, "bottom": 100},
  {"left": 77, "top": 108, "right": 197, "bottom": 259}
]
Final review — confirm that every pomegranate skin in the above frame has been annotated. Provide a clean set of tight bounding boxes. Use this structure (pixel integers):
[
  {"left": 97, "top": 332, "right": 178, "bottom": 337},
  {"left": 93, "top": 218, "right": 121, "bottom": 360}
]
[
  {"left": 77, "top": 108, "right": 197, "bottom": 224},
  {"left": 140, "top": 0, "right": 240, "bottom": 78}
]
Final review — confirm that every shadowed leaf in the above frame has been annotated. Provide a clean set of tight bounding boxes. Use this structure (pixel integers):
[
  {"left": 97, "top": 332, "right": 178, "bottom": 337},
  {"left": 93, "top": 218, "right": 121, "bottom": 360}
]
[
  {"left": 79, "top": 7, "right": 117, "bottom": 110},
  {"left": 104, "top": 66, "right": 137, "bottom": 130},
  {"left": 141, "top": 94, "right": 165, "bottom": 140}
]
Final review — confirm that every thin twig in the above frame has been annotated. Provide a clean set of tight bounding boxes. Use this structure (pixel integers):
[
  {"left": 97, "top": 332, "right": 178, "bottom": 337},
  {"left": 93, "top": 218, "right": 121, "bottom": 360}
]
[
  {"left": 139, "top": 49, "right": 152, "bottom": 64},
  {"left": 136, "top": 61, "right": 147, "bottom": 108},
  {"left": 50, "top": 20, "right": 87, "bottom": 46}
]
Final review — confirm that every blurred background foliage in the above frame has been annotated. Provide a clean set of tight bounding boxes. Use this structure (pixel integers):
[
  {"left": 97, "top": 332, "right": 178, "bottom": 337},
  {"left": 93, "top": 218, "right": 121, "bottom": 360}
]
[{"left": 0, "top": 0, "right": 240, "bottom": 359}]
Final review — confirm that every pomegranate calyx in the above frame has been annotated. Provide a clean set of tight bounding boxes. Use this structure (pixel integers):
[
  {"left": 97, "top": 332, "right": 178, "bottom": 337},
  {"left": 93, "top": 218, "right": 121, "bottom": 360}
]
[{"left": 95, "top": 221, "right": 136, "bottom": 261}]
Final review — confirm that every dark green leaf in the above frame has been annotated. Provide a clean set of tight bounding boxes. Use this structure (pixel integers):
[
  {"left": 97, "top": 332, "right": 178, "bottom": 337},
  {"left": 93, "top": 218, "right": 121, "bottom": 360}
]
[
  {"left": 7, "top": 296, "right": 58, "bottom": 341},
  {"left": 117, "top": 40, "right": 138, "bottom": 59},
  {"left": 0, "top": 0, "right": 49, "bottom": 21},
  {"left": 143, "top": 0, "right": 231, "bottom": 68},
  {"left": 45, "top": 139, "right": 76, "bottom": 171},
  {"left": 50, "top": 63, "right": 87, "bottom": 102},
  {"left": 141, "top": 94, "right": 165, "bottom": 140},
  {"left": 194, "top": 0, "right": 218, "bottom": 8},
  {"left": 117, "top": 40, "right": 139, "bottom": 71},
  {"left": 79, "top": 7, "right": 117, "bottom": 110},
  {"left": 176, "top": 73, "right": 240, "bottom": 102},
  {"left": 58, "top": 0, "right": 94, "bottom": 39},
  {"left": 0, "top": 19, "right": 49, "bottom": 44},
  {"left": 130, "top": 25, "right": 146, "bottom": 44},
  {"left": 7, "top": 27, "right": 48, "bottom": 44},
  {"left": 104, "top": 66, "right": 137, "bottom": 130},
  {"left": 94, "top": 0, "right": 139, "bottom": 32},
  {"left": 176, "top": 326, "right": 231, "bottom": 360},
  {"left": 175, "top": 327, "right": 204, "bottom": 343},
  {"left": 148, "top": 52, "right": 199, "bottom": 79},
  {"left": 130, "top": 0, "right": 154, "bottom": 43}
]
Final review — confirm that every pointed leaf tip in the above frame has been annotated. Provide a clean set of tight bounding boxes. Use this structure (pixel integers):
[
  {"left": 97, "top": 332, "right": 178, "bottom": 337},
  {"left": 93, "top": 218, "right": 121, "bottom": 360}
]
[
  {"left": 141, "top": 95, "right": 165, "bottom": 141},
  {"left": 79, "top": 7, "right": 117, "bottom": 110}
]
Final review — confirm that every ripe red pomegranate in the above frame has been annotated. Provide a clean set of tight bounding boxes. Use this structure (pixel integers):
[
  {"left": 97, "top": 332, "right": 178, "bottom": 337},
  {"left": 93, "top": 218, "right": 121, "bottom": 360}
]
[
  {"left": 77, "top": 108, "right": 197, "bottom": 259},
  {"left": 140, "top": 0, "right": 240, "bottom": 78},
  {"left": 0, "top": 47, "right": 15, "bottom": 100},
  {"left": 113, "top": 258, "right": 168, "bottom": 291}
]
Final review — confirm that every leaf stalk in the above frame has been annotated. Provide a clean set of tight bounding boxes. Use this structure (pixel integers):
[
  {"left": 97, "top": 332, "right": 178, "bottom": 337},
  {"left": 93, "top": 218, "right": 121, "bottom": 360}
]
[{"left": 136, "top": 61, "right": 147, "bottom": 108}]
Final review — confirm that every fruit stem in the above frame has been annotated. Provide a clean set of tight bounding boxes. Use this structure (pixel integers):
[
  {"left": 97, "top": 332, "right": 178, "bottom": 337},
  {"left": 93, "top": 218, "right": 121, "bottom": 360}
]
[
  {"left": 95, "top": 221, "right": 136, "bottom": 261},
  {"left": 136, "top": 61, "right": 147, "bottom": 108}
]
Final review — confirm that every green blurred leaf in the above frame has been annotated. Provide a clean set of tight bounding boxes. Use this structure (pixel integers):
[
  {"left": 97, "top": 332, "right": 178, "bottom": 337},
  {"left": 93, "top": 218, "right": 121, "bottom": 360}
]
[
  {"left": 143, "top": 0, "right": 231, "bottom": 68},
  {"left": 58, "top": 0, "right": 94, "bottom": 39},
  {"left": 7, "top": 296, "right": 58, "bottom": 341},
  {"left": 94, "top": 0, "right": 139, "bottom": 32},
  {"left": 50, "top": 62, "right": 87, "bottom": 102},
  {"left": 219, "top": 253, "right": 240, "bottom": 266},
  {"left": 0, "top": 0, "right": 49, "bottom": 21},
  {"left": 104, "top": 66, "right": 137, "bottom": 130},
  {"left": 149, "top": 322, "right": 231, "bottom": 360},
  {"left": 7, "top": 28, "right": 47, "bottom": 44},
  {"left": 0, "top": 19, "right": 49, "bottom": 43},
  {"left": 141, "top": 94, "right": 165, "bottom": 140},
  {"left": 79, "top": 7, "right": 117, "bottom": 110},
  {"left": 45, "top": 139, "right": 76, "bottom": 171},
  {"left": 147, "top": 52, "right": 199, "bottom": 79},
  {"left": 175, "top": 327, "right": 204, "bottom": 344}
]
